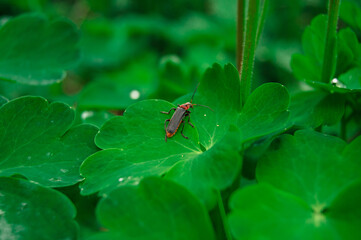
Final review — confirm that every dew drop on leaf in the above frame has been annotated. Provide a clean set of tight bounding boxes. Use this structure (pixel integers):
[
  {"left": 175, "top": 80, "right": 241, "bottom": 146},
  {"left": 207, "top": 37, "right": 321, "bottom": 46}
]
[{"left": 330, "top": 78, "right": 346, "bottom": 89}]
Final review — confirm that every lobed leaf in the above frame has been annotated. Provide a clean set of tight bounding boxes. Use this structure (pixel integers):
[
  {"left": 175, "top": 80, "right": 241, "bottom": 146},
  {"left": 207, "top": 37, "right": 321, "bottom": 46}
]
[
  {"left": 237, "top": 82, "right": 290, "bottom": 143},
  {"left": 228, "top": 182, "right": 361, "bottom": 240},
  {"left": 80, "top": 63, "right": 242, "bottom": 209},
  {"left": 0, "top": 177, "right": 78, "bottom": 240},
  {"left": 0, "top": 13, "right": 79, "bottom": 85},
  {"left": 0, "top": 96, "right": 99, "bottom": 187},
  {"left": 291, "top": 14, "right": 361, "bottom": 93},
  {"left": 257, "top": 130, "right": 361, "bottom": 206},
  {"left": 93, "top": 177, "right": 215, "bottom": 240},
  {"left": 229, "top": 131, "right": 361, "bottom": 239}
]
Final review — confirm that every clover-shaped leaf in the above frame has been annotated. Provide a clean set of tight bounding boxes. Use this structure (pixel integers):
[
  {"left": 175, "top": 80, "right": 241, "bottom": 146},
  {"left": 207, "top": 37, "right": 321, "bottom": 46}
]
[
  {"left": 257, "top": 130, "right": 361, "bottom": 205},
  {"left": 237, "top": 83, "right": 290, "bottom": 143},
  {"left": 228, "top": 130, "right": 361, "bottom": 239},
  {"left": 0, "top": 13, "right": 79, "bottom": 85},
  {"left": 80, "top": 63, "right": 242, "bottom": 209},
  {"left": 291, "top": 14, "right": 361, "bottom": 94},
  {"left": 91, "top": 177, "right": 215, "bottom": 240},
  {"left": 0, "top": 177, "right": 78, "bottom": 239},
  {"left": 228, "top": 182, "right": 361, "bottom": 240},
  {"left": 0, "top": 96, "right": 99, "bottom": 187}
]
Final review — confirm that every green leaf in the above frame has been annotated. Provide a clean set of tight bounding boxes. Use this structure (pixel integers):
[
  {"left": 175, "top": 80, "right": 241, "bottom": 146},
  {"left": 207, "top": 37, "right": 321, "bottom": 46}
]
[
  {"left": 78, "top": 54, "right": 158, "bottom": 110},
  {"left": 80, "top": 64, "right": 242, "bottom": 209},
  {"left": 336, "top": 28, "right": 361, "bottom": 76},
  {"left": 94, "top": 177, "right": 215, "bottom": 240},
  {"left": 340, "top": 1, "right": 361, "bottom": 32},
  {"left": 257, "top": 130, "right": 361, "bottom": 206},
  {"left": 0, "top": 177, "right": 77, "bottom": 239},
  {"left": 302, "top": 15, "right": 327, "bottom": 63},
  {"left": 328, "top": 180, "right": 361, "bottom": 234},
  {"left": 291, "top": 15, "right": 326, "bottom": 82},
  {"left": 0, "top": 13, "right": 79, "bottom": 85},
  {"left": 0, "top": 96, "right": 99, "bottom": 187},
  {"left": 188, "top": 63, "right": 240, "bottom": 149},
  {"left": 290, "top": 91, "right": 346, "bottom": 127},
  {"left": 338, "top": 68, "right": 361, "bottom": 90},
  {"left": 291, "top": 54, "right": 321, "bottom": 82},
  {"left": 228, "top": 182, "right": 361, "bottom": 240},
  {"left": 237, "top": 83, "right": 290, "bottom": 143},
  {"left": 291, "top": 14, "right": 361, "bottom": 93}
]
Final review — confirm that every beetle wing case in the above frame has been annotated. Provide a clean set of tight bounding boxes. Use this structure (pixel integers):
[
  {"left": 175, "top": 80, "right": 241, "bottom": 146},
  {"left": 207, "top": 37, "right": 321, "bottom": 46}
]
[{"left": 166, "top": 107, "right": 186, "bottom": 134}]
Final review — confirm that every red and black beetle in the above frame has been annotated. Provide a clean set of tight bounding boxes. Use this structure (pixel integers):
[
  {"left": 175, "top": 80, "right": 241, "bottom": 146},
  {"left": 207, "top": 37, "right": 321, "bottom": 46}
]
[{"left": 161, "top": 84, "right": 213, "bottom": 142}]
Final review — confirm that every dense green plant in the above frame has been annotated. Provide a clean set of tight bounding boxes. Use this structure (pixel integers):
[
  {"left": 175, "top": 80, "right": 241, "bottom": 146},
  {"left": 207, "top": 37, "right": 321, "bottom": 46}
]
[{"left": 0, "top": 0, "right": 361, "bottom": 239}]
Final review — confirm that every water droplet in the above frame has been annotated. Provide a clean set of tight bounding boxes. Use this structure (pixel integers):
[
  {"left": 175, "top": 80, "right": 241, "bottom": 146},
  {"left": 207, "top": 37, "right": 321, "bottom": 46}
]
[
  {"left": 118, "top": 177, "right": 124, "bottom": 182},
  {"left": 204, "top": 114, "right": 207, "bottom": 117},
  {"left": 0, "top": 209, "right": 4, "bottom": 215},
  {"left": 120, "top": 148, "right": 124, "bottom": 151},
  {"left": 81, "top": 111, "right": 94, "bottom": 120},
  {"left": 181, "top": 155, "right": 184, "bottom": 157},
  {"left": 60, "top": 169, "right": 68, "bottom": 173},
  {"left": 50, "top": 120, "right": 54, "bottom": 123},
  {"left": 216, "top": 124, "right": 219, "bottom": 127},
  {"left": 130, "top": 90, "right": 140, "bottom": 100},
  {"left": 330, "top": 78, "right": 346, "bottom": 89},
  {"left": 27, "top": 156, "right": 32, "bottom": 160}
]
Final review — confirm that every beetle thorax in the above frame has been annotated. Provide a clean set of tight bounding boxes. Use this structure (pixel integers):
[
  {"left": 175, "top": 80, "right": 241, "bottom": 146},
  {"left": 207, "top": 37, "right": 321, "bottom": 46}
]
[{"left": 179, "top": 102, "right": 193, "bottom": 110}]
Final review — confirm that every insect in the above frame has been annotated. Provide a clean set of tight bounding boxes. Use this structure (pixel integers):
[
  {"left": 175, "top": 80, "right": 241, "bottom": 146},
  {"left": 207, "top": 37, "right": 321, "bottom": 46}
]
[{"left": 161, "top": 84, "right": 213, "bottom": 142}]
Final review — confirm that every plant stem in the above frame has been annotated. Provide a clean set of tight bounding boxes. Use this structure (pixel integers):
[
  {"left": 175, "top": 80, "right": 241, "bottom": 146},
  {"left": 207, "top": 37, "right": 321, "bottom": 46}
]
[
  {"left": 216, "top": 190, "right": 233, "bottom": 240},
  {"left": 236, "top": 0, "right": 245, "bottom": 73},
  {"left": 237, "top": 0, "right": 268, "bottom": 106},
  {"left": 321, "top": 0, "right": 341, "bottom": 83}
]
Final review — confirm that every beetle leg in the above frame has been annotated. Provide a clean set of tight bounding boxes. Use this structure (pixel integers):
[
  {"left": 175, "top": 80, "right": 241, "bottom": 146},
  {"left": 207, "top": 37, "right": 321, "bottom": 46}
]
[
  {"left": 160, "top": 108, "right": 176, "bottom": 115},
  {"left": 187, "top": 113, "right": 194, "bottom": 128},
  {"left": 164, "top": 119, "right": 170, "bottom": 142},
  {"left": 180, "top": 121, "right": 189, "bottom": 139}
]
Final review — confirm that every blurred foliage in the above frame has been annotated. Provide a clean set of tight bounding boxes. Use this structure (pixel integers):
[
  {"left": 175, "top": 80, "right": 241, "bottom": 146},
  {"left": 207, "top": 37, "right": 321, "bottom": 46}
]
[{"left": 0, "top": 0, "right": 348, "bottom": 108}]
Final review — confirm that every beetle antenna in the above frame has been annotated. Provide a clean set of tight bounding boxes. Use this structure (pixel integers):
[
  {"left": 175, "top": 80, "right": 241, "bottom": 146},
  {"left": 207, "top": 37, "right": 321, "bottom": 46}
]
[
  {"left": 190, "top": 82, "right": 200, "bottom": 104},
  {"left": 193, "top": 104, "right": 214, "bottom": 111}
]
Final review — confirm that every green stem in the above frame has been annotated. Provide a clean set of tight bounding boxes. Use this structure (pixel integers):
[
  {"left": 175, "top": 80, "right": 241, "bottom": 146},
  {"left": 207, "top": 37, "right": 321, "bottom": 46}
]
[
  {"left": 321, "top": 0, "right": 341, "bottom": 83},
  {"left": 238, "top": 0, "right": 268, "bottom": 106},
  {"left": 216, "top": 190, "right": 233, "bottom": 240}
]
